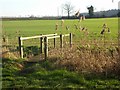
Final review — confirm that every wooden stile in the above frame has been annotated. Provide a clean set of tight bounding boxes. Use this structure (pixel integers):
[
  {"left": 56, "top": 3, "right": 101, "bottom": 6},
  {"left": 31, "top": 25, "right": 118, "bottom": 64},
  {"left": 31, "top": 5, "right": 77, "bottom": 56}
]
[{"left": 18, "top": 33, "right": 72, "bottom": 60}]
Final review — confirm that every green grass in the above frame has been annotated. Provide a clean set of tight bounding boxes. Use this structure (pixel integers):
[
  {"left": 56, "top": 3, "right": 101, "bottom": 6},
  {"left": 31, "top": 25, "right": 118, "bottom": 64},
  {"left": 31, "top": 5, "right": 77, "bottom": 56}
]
[
  {"left": 2, "top": 18, "right": 118, "bottom": 46},
  {"left": 2, "top": 18, "right": 118, "bottom": 35},
  {"left": 2, "top": 58, "right": 120, "bottom": 89},
  {"left": 2, "top": 18, "right": 119, "bottom": 89}
]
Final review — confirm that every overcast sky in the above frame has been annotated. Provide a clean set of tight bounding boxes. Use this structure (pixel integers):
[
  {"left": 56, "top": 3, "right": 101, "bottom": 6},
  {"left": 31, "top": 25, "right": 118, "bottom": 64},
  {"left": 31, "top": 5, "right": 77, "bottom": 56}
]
[{"left": 0, "top": 0, "right": 119, "bottom": 17}]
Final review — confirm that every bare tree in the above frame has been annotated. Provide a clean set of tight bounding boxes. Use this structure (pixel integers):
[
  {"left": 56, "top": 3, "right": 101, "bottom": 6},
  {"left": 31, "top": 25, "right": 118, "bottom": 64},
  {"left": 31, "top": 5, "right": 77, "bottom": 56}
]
[{"left": 63, "top": 2, "right": 74, "bottom": 19}]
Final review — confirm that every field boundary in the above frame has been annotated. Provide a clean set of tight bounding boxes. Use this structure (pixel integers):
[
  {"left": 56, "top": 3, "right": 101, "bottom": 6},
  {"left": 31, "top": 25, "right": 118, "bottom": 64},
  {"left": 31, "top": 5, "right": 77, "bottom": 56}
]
[{"left": 18, "top": 33, "right": 72, "bottom": 60}]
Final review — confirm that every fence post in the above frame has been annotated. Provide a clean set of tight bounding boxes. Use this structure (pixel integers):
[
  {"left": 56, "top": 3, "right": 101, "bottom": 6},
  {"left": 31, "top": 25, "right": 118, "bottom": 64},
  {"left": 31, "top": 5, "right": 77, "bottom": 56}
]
[
  {"left": 54, "top": 34, "right": 56, "bottom": 48},
  {"left": 44, "top": 37, "right": 48, "bottom": 60},
  {"left": 60, "top": 34, "right": 63, "bottom": 48},
  {"left": 118, "top": 29, "right": 120, "bottom": 59},
  {"left": 40, "top": 35, "right": 43, "bottom": 53},
  {"left": 18, "top": 37, "right": 23, "bottom": 58},
  {"left": 70, "top": 33, "right": 72, "bottom": 47}
]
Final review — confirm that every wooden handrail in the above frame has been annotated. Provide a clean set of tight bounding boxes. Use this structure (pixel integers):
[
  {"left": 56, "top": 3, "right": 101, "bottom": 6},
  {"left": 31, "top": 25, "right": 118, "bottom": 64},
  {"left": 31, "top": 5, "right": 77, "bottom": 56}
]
[
  {"left": 21, "top": 33, "right": 57, "bottom": 40},
  {"left": 48, "top": 35, "right": 60, "bottom": 39},
  {"left": 47, "top": 34, "right": 69, "bottom": 39}
]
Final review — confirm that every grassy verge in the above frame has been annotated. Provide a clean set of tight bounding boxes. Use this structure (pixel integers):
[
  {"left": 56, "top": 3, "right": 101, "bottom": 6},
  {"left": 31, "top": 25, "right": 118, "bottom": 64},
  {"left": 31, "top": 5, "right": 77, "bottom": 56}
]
[{"left": 2, "top": 58, "right": 120, "bottom": 89}]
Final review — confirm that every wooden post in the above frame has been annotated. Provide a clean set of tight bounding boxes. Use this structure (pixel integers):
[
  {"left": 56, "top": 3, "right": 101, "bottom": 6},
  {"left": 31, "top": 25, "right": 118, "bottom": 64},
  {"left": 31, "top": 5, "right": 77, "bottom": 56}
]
[
  {"left": 118, "top": 29, "right": 120, "bottom": 59},
  {"left": 40, "top": 36, "right": 43, "bottom": 53},
  {"left": 70, "top": 33, "right": 72, "bottom": 47},
  {"left": 18, "top": 37, "right": 23, "bottom": 58},
  {"left": 54, "top": 34, "right": 56, "bottom": 48},
  {"left": 60, "top": 34, "right": 63, "bottom": 48},
  {"left": 44, "top": 37, "right": 48, "bottom": 60}
]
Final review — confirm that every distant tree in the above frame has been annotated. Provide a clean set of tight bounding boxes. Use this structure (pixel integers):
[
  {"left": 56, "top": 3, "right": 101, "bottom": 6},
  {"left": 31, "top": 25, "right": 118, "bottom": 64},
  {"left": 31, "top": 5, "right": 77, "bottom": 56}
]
[
  {"left": 87, "top": 5, "right": 94, "bottom": 17},
  {"left": 117, "top": 11, "right": 120, "bottom": 17},
  {"left": 63, "top": 2, "right": 74, "bottom": 19},
  {"left": 102, "top": 11, "right": 106, "bottom": 18}
]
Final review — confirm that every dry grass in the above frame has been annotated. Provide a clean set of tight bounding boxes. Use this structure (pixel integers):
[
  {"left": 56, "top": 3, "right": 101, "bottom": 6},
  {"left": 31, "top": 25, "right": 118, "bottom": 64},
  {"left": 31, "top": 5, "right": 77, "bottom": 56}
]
[
  {"left": 49, "top": 45, "right": 120, "bottom": 75},
  {"left": 2, "top": 36, "right": 120, "bottom": 76},
  {"left": 2, "top": 46, "right": 19, "bottom": 59}
]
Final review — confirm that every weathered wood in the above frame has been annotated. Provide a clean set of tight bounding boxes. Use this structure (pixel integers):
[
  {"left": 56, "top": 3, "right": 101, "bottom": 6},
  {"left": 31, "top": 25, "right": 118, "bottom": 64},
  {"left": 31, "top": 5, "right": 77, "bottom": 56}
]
[
  {"left": 60, "top": 34, "right": 63, "bottom": 48},
  {"left": 18, "top": 33, "right": 57, "bottom": 58},
  {"left": 18, "top": 37, "right": 23, "bottom": 58},
  {"left": 44, "top": 37, "right": 48, "bottom": 60},
  {"left": 18, "top": 33, "right": 72, "bottom": 60},
  {"left": 40, "top": 36, "right": 43, "bottom": 53},
  {"left": 70, "top": 33, "right": 72, "bottom": 47}
]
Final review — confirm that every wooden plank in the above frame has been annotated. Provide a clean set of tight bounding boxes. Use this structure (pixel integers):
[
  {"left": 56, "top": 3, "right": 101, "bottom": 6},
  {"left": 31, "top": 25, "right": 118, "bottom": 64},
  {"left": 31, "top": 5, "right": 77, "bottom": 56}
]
[
  {"left": 21, "top": 36, "right": 42, "bottom": 40},
  {"left": 42, "top": 33, "right": 57, "bottom": 37},
  {"left": 18, "top": 37, "right": 23, "bottom": 58},
  {"left": 21, "top": 33, "right": 57, "bottom": 40},
  {"left": 47, "top": 35, "right": 60, "bottom": 39},
  {"left": 44, "top": 37, "right": 48, "bottom": 60}
]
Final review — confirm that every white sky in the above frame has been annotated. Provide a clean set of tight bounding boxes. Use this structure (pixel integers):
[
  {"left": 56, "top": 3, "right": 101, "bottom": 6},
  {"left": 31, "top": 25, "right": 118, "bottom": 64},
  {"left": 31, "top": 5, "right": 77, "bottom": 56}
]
[{"left": 0, "top": 0, "right": 119, "bottom": 17}]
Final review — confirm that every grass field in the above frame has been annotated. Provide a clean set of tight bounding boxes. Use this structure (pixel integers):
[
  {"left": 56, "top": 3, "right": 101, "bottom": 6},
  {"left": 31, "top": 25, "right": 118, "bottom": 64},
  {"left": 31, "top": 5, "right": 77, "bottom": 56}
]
[
  {"left": 2, "top": 18, "right": 120, "bottom": 89},
  {"left": 2, "top": 17, "right": 118, "bottom": 46}
]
